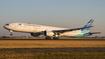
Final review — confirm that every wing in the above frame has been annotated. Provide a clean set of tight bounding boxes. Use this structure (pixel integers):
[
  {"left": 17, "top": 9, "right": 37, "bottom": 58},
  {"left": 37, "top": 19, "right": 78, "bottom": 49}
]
[{"left": 52, "top": 26, "right": 93, "bottom": 33}]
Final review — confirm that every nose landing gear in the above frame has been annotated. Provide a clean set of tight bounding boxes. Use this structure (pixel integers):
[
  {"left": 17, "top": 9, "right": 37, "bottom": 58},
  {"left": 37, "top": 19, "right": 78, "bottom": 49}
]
[
  {"left": 10, "top": 30, "right": 13, "bottom": 36},
  {"left": 10, "top": 33, "right": 13, "bottom": 36}
]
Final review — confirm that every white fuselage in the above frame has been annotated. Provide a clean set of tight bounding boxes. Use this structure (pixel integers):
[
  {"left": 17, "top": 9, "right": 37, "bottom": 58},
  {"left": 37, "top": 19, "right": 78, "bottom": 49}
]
[{"left": 4, "top": 23, "right": 82, "bottom": 37}]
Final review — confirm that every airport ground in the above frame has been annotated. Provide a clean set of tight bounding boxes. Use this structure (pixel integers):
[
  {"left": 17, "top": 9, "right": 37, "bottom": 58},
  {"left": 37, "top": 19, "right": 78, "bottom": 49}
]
[
  {"left": 0, "top": 38, "right": 105, "bottom": 49},
  {"left": 0, "top": 38, "right": 105, "bottom": 59}
]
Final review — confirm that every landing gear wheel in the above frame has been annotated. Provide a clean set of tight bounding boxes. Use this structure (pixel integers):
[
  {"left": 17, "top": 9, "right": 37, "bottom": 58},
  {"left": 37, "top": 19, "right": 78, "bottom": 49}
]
[
  {"left": 45, "top": 36, "right": 52, "bottom": 40},
  {"left": 10, "top": 34, "right": 13, "bottom": 36},
  {"left": 53, "top": 37, "right": 59, "bottom": 40},
  {"left": 10, "top": 30, "right": 13, "bottom": 36}
]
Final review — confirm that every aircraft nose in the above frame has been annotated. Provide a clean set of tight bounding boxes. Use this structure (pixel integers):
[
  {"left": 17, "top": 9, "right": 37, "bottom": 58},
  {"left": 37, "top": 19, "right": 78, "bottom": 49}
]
[
  {"left": 3, "top": 25, "right": 7, "bottom": 29},
  {"left": 3, "top": 24, "right": 9, "bottom": 29}
]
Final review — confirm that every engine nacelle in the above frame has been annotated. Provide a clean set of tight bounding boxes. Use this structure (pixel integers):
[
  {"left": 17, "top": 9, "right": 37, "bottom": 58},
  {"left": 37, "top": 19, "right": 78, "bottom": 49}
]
[
  {"left": 31, "top": 33, "right": 41, "bottom": 37},
  {"left": 44, "top": 31, "right": 54, "bottom": 36}
]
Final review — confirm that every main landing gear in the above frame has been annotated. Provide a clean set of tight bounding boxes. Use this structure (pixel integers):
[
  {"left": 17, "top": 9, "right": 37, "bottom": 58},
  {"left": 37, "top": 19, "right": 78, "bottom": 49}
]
[
  {"left": 53, "top": 35, "right": 59, "bottom": 39},
  {"left": 45, "top": 36, "right": 59, "bottom": 40},
  {"left": 45, "top": 36, "right": 52, "bottom": 39},
  {"left": 53, "top": 37, "right": 59, "bottom": 39}
]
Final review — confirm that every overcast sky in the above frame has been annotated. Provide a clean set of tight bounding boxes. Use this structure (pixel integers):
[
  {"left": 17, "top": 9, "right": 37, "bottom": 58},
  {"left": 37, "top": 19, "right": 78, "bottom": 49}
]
[{"left": 0, "top": 0, "right": 105, "bottom": 37}]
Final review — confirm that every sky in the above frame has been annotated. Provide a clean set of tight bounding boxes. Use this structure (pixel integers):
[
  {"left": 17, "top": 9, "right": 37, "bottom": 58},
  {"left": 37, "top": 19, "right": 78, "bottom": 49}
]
[{"left": 0, "top": 0, "right": 105, "bottom": 37}]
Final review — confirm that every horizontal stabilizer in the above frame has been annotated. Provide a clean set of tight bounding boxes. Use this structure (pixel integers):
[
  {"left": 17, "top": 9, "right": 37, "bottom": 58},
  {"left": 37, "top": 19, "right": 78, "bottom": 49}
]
[
  {"left": 86, "top": 32, "right": 101, "bottom": 34},
  {"left": 90, "top": 32, "right": 101, "bottom": 34}
]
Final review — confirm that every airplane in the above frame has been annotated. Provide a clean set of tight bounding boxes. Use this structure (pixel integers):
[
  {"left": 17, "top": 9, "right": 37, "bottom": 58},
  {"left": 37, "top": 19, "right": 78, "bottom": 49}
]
[{"left": 3, "top": 19, "right": 100, "bottom": 39}]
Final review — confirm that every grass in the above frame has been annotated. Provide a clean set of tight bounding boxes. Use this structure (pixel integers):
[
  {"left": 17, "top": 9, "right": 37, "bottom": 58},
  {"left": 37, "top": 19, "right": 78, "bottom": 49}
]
[
  {"left": 0, "top": 52, "right": 105, "bottom": 59},
  {"left": 0, "top": 39, "right": 105, "bottom": 59},
  {"left": 0, "top": 40, "right": 105, "bottom": 49}
]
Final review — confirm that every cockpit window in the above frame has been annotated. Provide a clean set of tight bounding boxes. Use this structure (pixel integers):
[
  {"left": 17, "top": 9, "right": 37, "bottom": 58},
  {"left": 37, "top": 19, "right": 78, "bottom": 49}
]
[{"left": 6, "top": 24, "right": 9, "bottom": 26}]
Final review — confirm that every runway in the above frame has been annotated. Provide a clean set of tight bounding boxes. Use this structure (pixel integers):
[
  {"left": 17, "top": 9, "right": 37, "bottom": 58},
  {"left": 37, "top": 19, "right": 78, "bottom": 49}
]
[
  {"left": 0, "top": 48, "right": 105, "bottom": 52},
  {"left": 0, "top": 38, "right": 105, "bottom": 40}
]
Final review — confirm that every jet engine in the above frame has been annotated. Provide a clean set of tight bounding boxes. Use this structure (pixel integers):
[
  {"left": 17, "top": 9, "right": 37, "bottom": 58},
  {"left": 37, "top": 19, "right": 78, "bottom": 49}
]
[
  {"left": 31, "top": 33, "right": 42, "bottom": 37},
  {"left": 44, "top": 31, "right": 54, "bottom": 36}
]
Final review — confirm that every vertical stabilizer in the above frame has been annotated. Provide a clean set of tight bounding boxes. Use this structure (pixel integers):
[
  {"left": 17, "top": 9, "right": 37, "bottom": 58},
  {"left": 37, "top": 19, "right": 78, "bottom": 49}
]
[{"left": 82, "top": 19, "right": 94, "bottom": 31}]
